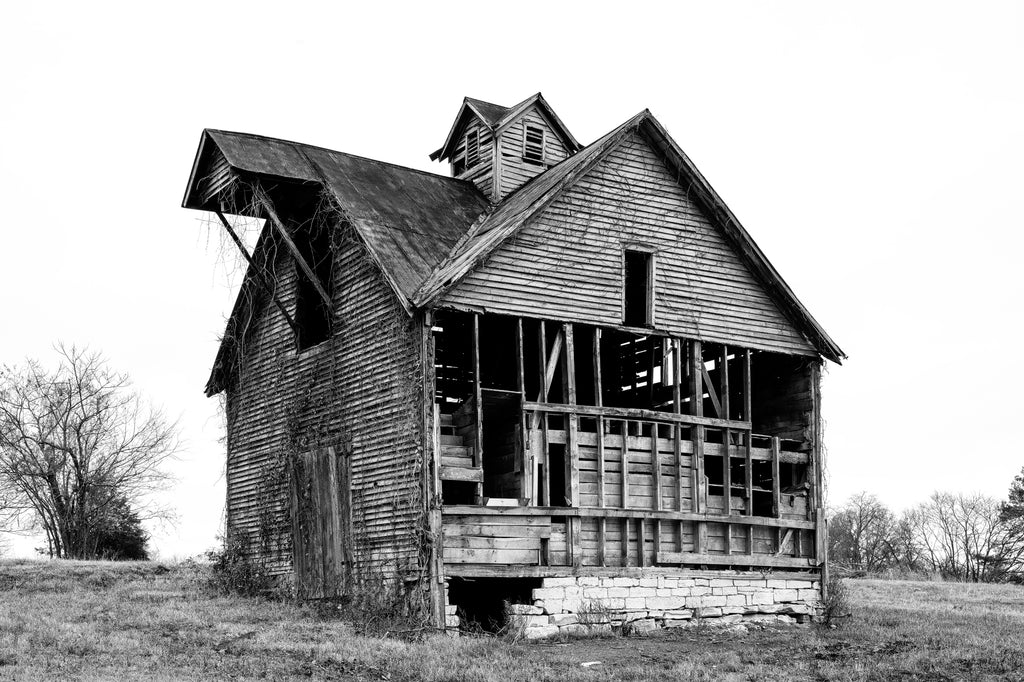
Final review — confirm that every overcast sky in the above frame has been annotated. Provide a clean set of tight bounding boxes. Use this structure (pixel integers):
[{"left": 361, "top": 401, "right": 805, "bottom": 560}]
[{"left": 2, "top": 1, "right": 1021, "bottom": 558}]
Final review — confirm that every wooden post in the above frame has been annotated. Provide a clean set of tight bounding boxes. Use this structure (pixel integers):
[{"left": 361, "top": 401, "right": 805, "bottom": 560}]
[
  {"left": 215, "top": 211, "right": 300, "bottom": 337},
  {"left": 621, "top": 420, "right": 630, "bottom": 509},
  {"left": 720, "top": 346, "right": 732, "bottom": 552},
  {"left": 772, "top": 436, "right": 782, "bottom": 553},
  {"left": 419, "top": 310, "right": 444, "bottom": 627},
  {"left": 651, "top": 422, "right": 662, "bottom": 559},
  {"left": 472, "top": 313, "right": 483, "bottom": 503},
  {"left": 537, "top": 323, "right": 550, "bottom": 506},
  {"left": 516, "top": 319, "right": 530, "bottom": 501},
  {"left": 563, "top": 323, "right": 581, "bottom": 566},
  {"left": 593, "top": 328, "right": 606, "bottom": 566},
  {"left": 742, "top": 349, "right": 753, "bottom": 554},
  {"left": 690, "top": 340, "right": 707, "bottom": 554},
  {"left": 672, "top": 338, "right": 685, "bottom": 551}
]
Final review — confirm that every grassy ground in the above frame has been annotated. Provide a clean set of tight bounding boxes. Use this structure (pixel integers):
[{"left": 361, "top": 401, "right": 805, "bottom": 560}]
[{"left": 1, "top": 560, "right": 1022, "bottom": 681}]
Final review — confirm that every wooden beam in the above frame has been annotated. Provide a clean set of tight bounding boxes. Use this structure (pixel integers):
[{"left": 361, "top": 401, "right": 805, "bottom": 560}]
[
  {"left": 563, "top": 324, "right": 580, "bottom": 564},
  {"left": 442, "top": 563, "right": 822, "bottom": 579},
  {"left": 621, "top": 420, "right": 630, "bottom": 509},
  {"left": 252, "top": 184, "right": 333, "bottom": 312},
  {"left": 214, "top": 210, "right": 300, "bottom": 337},
  {"left": 515, "top": 319, "right": 528, "bottom": 496},
  {"left": 521, "top": 401, "right": 751, "bottom": 430},
  {"left": 656, "top": 552, "right": 816, "bottom": 570},
  {"left": 701, "top": 364, "right": 722, "bottom": 418},
  {"left": 441, "top": 505, "right": 817, "bottom": 529}
]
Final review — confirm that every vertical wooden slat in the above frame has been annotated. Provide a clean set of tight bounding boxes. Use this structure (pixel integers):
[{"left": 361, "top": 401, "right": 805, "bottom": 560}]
[
  {"left": 690, "top": 340, "right": 707, "bottom": 555},
  {"left": 672, "top": 338, "right": 685, "bottom": 550},
  {"left": 472, "top": 314, "right": 484, "bottom": 503},
  {"left": 621, "top": 420, "right": 630, "bottom": 509},
  {"left": 637, "top": 518, "right": 647, "bottom": 568},
  {"left": 516, "top": 318, "right": 529, "bottom": 500},
  {"left": 651, "top": 422, "right": 662, "bottom": 560},
  {"left": 772, "top": 436, "right": 782, "bottom": 553},
  {"left": 563, "top": 324, "right": 581, "bottom": 566},
  {"left": 538, "top": 322, "right": 550, "bottom": 506}
]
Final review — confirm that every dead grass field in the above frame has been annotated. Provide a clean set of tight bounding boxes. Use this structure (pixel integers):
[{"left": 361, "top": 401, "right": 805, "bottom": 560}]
[{"left": 1, "top": 560, "right": 1022, "bottom": 681}]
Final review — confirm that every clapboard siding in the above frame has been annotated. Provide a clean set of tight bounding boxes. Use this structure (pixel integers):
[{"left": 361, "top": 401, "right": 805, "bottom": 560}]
[
  {"left": 453, "top": 119, "right": 495, "bottom": 198},
  {"left": 497, "top": 105, "right": 571, "bottom": 199},
  {"left": 225, "top": 221, "right": 423, "bottom": 581},
  {"left": 442, "top": 132, "right": 817, "bottom": 356}
]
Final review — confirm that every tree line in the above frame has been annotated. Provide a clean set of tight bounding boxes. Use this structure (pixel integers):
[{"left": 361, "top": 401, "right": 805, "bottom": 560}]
[{"left": 829, "top": 474, "right": 1024, "bottom": 582}]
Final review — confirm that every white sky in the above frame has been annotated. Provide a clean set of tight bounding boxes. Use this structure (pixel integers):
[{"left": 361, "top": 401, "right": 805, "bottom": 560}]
[{"left": 2, "top": 1, "right": 1021, "bottom": 558}]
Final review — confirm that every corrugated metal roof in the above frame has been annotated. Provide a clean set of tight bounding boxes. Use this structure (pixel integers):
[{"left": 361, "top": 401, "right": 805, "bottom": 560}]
[{"left": 192, "top": 130, "right": 491, "bottom": 304}]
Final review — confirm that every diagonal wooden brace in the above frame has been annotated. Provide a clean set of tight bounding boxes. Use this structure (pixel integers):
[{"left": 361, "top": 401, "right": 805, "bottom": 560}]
[{"left": 252, "top": 184, "right": 333, "bottom": 312}]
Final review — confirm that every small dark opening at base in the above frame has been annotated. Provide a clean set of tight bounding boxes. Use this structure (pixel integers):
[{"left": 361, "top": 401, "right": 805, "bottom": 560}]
[{"left": 447, "top": 577, "right": 542, "bottom": 632}]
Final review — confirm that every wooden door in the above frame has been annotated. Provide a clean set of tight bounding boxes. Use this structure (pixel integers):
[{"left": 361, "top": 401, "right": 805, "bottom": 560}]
[{"left": 290, "top": 446, "right": 352, "bottom": 599}]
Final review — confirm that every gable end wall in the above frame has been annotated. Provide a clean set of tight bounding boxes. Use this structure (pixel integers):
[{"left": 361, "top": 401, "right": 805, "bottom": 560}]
[{"left": 442, "top": 131, "right": 817, "bottom": 356}]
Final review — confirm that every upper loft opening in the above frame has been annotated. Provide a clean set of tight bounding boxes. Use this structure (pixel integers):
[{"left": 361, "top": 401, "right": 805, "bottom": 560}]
[{"left": 430, "top": 93, "right": 582, "bottom": 202}]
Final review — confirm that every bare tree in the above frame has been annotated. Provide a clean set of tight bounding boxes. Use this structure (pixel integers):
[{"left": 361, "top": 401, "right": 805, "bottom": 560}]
[
  {"left": 829, "top": 492, "right": 899, "bottom": 571},
  {"left": 0, "top": 345, "right": 178, "bottom": 559}
]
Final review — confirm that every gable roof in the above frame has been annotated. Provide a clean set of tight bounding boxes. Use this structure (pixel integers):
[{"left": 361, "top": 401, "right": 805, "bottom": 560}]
[
  {"left": 414, "top": 110, "right": 846, "bottom": 364},
  {"left": 430, "top": 93, "right": 582, "bottom": 163},
  {"left": 183, "top": 129, "right": 491, "bottom": 308}
]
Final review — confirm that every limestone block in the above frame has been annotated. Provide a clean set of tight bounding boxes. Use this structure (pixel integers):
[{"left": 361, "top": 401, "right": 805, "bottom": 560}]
[
  {"left": 773, "top": 589, "right": 799, "bottom": 603},
  {"left": 578, "top": 577, "right": 601, "bottom": 587},
  {"left": 655, "top": 588, "right": 673, "bottom": 597},
  {"left": 697, "top": 607, "right": 722, "bottom": 617},
  {"left": 647, "top": 596, "right": 685, "bottom": 610},
  {"left": 750, "top": 591, "right": 775, "bottom": 605},
  {"left": 507, "top": 604, "right": 545, "bottom": 615},
  {"left": 612, "top": 577, "right": 638, "bottom": 587},
  {"left": 766, "top": 579, "right": 789, "bottom": 589},
  {"left": 725, "top": 595, "right": 747, "bottom": 607},
  {"left": 545, "top": 577, "right": 578, "bottom": 587},
  {"left": 633, "top": 587, "right": 656, "bottom": 597},
  {"left": 509, "top": 614, "right": 550, "bottom": 628},
  {"left": 712, "top": 586, "right": 738, "bottom": 596},
  {"left": 691, "top": 586, "right": 712, "bottom": 596},
  {"left": 629, "top": 618, "right": 658, "bottom": 634},
  {"left": 533, "top": 587, "right": 564, "bottom": 601},
  {"left": 562, "top": 587, "right": 582, "bottom": 600},
  {"left": 624, "top": 611, "right": 650, "bottom": 622},
  {"left": 717, "top": 614, "right": 743, "bottom": 625},
  {"left": 779, "top": 603, "right": 813, "bottom": 616},
  {"left": 676, "top": 579, "right": 696, "bottom": 588},
  {"left": 445, "top": 605, "right": 458, "bottom": 616},
  {"left": 702, "top": 595, "right": 727, "bottom": 607},
  {"left": 709, "top": 579, "right": 733, "bottom": 588},
  {"left": 583, "top": 587, "right": 607, "bottom": 599},
  {"left": 524, "top": 625, "right": 560, "bottom": 640},
  {"left": 722, "top": 606, "right": 746, "bottom": 615},
  {"left": 561, "top": 624, "right": 589, "bottom": 636},
  {"left": 664, "top": 609, "right": 693, "bottom": 619},
  {"left": 445, "top": 615, "right": 461, "bottom": 628},
  {"left": 756, "top": 604, "right": 784, "bottom": 614},
  {"left": 639, "top": 578, "right": 659, "bottom": 588},
  {"left": 624, "top": 597, "right": 646, "bottom": 610},
  {"left": 604, "top": 598, "right": 626, "bottom": 610},
  {"left": 672, "top": 588, "right": 693, "bottom": 597},
  {"left": 607, "top": 587, "right": 629, "bottom": 598},
  {"left": 695, "top": 578, "right": 710, "bottom": 586},
  {"left": 787, "top": 580, "right": 812, "bottom": 589},
  {"left": 537, "top": 599, "right": 563, "bottom": 614},
  {"left": 798, "top": 589, "right": 820, "bottom": 601},
  {"left": 550, "top": 613, "right": 579, "bottom": 626}
]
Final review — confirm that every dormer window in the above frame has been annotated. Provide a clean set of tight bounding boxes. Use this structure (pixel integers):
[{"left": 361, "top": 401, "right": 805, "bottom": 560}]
[
  {"left": 465, "top": 130, "right": 479, "bottom": 169},
  {"left": 523, "top": 125, "right": 545, "bottom": 164}
]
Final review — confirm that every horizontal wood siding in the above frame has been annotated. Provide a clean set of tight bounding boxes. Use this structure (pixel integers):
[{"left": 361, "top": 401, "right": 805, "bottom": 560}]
[
  {"left": 443, "top": 132, "right": 817, "bottom": 356},
  {"left": 225, "top": 221, "right": 423, "bottom": 582},
  {"left": 498, "top": 105, "right": 571, "bottom": 199},
  {"left": 454, "top": 119, "right": 495, "bottom": 198}
]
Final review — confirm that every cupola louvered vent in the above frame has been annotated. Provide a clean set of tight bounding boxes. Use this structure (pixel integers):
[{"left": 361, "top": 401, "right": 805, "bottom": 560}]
[
  {"left": 523, "top": 125, "right": 545, "bottom": 164},
  {"left": 465, "top": 130, "right": 479, "bottom": 168}
]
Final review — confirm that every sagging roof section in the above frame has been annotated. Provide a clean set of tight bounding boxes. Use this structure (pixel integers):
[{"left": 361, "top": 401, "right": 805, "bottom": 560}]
[
  {"left": 430, "top": 93, "right": 582, "bottom": 163},
  {"left": 184, "top": 129, "right": 491, "bottom": 306}
]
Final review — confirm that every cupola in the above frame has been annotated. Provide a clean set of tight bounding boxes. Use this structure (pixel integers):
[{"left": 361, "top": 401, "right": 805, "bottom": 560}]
[{"left": 430, "top": 93, "right": 581, "bottom": 202}]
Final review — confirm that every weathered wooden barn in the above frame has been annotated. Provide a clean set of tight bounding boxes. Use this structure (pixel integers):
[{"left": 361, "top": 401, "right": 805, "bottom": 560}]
[{"left": 182, "top": 93, "right": 844, "bottom": 634}]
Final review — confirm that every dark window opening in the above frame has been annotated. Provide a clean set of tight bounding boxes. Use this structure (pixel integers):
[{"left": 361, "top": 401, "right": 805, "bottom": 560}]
[
  {"left": 295, "top": 224, "right": 334, "bottom": 350},
  {"left": 465, "top": 130, "right": 480, "bottom": 168},
  {"left": 448, "top": 577, "right": 541, "bottom": 632},
  {"left": 547, "top": 443, "right": 567, "bottom": 507},
  {"left": 623, "top": 249, "right": 653, "bottom": 327},
  {"left": 523, "top": 125, "right": 544, "bottom": 164}
]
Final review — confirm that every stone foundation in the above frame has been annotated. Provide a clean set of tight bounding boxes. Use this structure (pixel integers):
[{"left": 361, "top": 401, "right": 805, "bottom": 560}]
[{"left": 445, "top": 573, "right": 821, "bottom": 639}]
